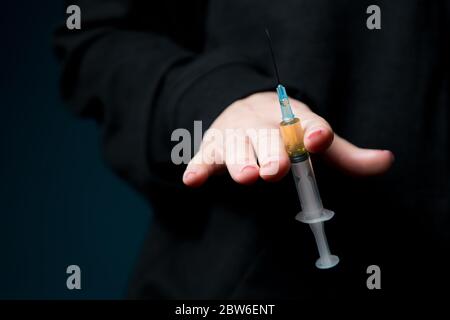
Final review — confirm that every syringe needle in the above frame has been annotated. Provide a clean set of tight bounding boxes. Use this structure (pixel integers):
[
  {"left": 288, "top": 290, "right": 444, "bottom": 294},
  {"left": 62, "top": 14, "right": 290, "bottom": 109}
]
[{"left": 265, "top": 28, "right": 281, "bottom": 85}]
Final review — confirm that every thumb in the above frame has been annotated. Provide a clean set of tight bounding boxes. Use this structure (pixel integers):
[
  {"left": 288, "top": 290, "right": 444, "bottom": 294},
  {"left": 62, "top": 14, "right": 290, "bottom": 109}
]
[{"left": 323, "top": 134, "right": 394, "bottom": 176}]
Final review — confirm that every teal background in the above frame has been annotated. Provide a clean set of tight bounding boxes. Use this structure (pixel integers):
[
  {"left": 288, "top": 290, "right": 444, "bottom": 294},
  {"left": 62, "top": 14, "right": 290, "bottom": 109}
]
[{"left": 0, "top": 2, "right": 149, "bottom": 298}]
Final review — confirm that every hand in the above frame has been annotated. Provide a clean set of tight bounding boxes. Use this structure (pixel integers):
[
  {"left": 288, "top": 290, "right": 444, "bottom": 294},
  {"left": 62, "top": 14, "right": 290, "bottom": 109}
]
[{"left": 183, "top": 92, "right": 394, "bottom": 187}]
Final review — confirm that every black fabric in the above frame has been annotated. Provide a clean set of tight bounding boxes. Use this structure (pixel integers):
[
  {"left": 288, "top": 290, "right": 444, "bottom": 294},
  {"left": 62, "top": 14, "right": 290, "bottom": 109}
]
[{"left": 54, "top": 0, "right": 449, "bottom": 300}]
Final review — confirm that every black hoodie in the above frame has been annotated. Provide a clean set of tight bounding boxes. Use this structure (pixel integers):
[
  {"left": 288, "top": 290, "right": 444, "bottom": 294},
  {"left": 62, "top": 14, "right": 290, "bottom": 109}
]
[{"left": 55, "top": 0, "right": 449, "bottom": 299}]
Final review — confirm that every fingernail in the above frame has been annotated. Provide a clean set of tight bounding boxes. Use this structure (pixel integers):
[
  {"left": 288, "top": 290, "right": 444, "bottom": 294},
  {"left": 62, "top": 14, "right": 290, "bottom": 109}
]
[
  {"left": 183, "top": 171, "right": 196, "bottom": 181},
  {"left": 307, "top": 129, "right": 323, "bottom": 140},
  {"left": 260, "top": 161, "right": 279, "bottom": 175},
  {"left": 240, "top": 165, "right": 257, "bottom": 174}
]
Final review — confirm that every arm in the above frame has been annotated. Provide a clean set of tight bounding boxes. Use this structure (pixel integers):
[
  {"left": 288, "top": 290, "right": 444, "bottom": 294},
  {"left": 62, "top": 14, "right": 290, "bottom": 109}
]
[{"left": 54, "top": 0, "right": 274, "bottom": 191}]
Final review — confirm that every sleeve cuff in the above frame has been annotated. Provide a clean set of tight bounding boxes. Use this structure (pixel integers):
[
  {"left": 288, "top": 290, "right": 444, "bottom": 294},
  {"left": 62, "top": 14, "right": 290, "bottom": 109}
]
[{"left": 173, "top": 62, "right": 276, "bottom": 131}]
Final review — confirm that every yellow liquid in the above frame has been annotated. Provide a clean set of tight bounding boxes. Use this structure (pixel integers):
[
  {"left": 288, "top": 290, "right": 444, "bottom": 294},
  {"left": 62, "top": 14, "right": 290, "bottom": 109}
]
[{"left": 279, "top": 118, "right": 307, "bottom": 159}]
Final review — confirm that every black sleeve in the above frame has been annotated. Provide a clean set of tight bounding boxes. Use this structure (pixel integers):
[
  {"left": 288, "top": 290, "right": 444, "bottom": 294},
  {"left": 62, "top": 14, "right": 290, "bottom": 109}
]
[{"left": 54, "top": 0, "right": 274, "bottom": 192}]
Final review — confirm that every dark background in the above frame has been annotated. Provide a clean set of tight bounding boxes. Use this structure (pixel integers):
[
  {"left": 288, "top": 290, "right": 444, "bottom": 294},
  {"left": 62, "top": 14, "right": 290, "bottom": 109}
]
[{"left": 0, "top": 2, "right": 149, "bottom": 298}]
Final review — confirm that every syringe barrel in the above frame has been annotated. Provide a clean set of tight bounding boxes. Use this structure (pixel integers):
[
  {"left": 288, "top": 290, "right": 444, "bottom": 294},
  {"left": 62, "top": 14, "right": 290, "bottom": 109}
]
[
  {"left": 291, "top": 157, "right": 324, "bottom": 218},
  {"left": 279, "top": 115, "right": 325, "bottom": 219}
]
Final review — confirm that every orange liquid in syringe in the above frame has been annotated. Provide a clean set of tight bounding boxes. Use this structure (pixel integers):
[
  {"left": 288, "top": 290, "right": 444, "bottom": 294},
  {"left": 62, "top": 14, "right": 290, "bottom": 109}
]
[{"left": 279, "top": 118, "right": 307, "bottom": 159}]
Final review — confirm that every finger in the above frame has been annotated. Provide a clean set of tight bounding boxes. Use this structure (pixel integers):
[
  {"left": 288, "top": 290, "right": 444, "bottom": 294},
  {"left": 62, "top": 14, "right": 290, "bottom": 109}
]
[
  {"left": 299, "top": 111, "right": 334, "bottom": 154},
  {"left": 323, "top": 134, "right": 395, "bottom": 176},
  {"left": 224, "top": 130, "right": 259, "bottom": 185},
  {"left": 183, "top": 131, "right": 224, "bottom": 187},
  {"left": 248, "top": 129, "right": 290, "bottom": 182}
]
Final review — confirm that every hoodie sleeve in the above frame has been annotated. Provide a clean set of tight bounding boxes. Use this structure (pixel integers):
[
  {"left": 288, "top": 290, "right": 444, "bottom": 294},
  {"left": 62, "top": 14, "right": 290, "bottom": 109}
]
[{"left": 54, "top": 0, "right": 274, "bottom": 192}]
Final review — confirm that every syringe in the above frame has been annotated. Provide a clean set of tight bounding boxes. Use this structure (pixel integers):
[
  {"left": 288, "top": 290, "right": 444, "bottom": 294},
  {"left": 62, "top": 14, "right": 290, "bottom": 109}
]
[{"left": 266, "top": 29, "right": 339, "bottom": 269}]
